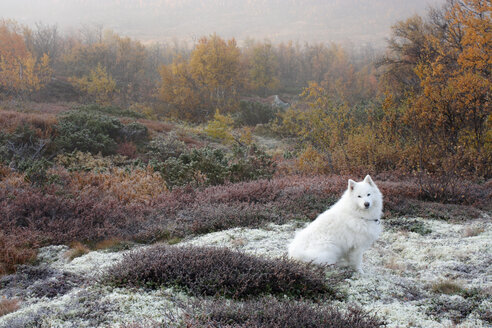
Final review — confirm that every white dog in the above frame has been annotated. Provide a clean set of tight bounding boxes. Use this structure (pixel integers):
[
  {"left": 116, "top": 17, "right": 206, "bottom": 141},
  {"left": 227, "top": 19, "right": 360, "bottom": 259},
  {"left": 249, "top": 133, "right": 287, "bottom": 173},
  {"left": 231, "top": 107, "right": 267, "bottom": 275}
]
[{"left": 288, "top": 175, "right": 383, "bottom": 273}]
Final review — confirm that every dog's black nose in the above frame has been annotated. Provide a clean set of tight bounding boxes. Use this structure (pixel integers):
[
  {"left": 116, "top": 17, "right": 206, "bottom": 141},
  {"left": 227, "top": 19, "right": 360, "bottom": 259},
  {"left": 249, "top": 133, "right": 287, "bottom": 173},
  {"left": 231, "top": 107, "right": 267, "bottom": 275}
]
[{"left": 364, "top": 202, "right": 370, "bottom": 208}]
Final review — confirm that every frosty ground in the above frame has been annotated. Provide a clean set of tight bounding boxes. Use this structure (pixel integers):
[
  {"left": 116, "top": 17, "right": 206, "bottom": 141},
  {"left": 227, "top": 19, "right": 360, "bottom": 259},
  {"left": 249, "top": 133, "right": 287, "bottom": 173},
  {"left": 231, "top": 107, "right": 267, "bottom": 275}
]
[{"left": 1, "top": 216, "right": 490, "bottom": 328}]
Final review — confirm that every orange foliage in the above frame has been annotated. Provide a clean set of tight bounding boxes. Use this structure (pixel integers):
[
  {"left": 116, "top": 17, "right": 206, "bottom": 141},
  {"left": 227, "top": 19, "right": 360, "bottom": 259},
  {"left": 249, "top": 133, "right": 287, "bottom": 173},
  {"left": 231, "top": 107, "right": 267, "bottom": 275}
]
[
  {"left": 0, "top": 20, "right": 52, "bottom": 96},
  {"left": 69, "top": 167, "right": 167, "bottom": 204},
  {"left": 0, "top": 110, "right": 57, "bottom": 138}
]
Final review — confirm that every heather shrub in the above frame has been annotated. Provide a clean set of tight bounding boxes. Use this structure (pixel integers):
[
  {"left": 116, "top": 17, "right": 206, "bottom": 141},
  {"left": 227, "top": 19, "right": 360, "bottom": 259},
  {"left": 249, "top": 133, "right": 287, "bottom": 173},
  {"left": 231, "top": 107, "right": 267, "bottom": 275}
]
[
  {"left": 0, "top": 180, "right": 150, "bottom": 246},
  {"left": 173, "top": 203, "right": 281, "bottom": 235},
  {"left": 234, "top": 100, "right": 277, "bottom": 126},
  {"left": 117, "top": 141, "right": 138, "bottom": 159},
  {"left": 106, "top": 245, "right": 337, "bottom": 299},
  {"left": 55, "top": 110, "right": 124, "bottom": 155},
  {"left": 189, "top": 297, "right": 385, "bottom": 328},
  {"left": 0, "top": 231, "right": 38, "bottom": 275}
]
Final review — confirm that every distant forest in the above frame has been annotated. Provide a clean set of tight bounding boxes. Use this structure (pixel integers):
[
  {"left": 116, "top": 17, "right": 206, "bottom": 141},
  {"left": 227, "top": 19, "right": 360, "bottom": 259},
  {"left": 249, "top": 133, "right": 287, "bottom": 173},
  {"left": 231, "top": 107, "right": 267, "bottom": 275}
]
[{"left": 0, "top": 0, "right": 490, "bottom": 180}]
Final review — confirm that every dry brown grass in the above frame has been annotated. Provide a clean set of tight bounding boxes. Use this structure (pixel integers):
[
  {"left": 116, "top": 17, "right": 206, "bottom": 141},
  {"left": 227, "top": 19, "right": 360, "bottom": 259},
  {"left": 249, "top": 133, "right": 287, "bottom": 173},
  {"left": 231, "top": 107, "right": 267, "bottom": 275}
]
[
  {"left": 65, "top": 241, "right": 90, "bottom": 261},
  {"left": 69, "top": 167, "right": 168, "bottom": 204},
  {"left": 431, "top": 280, "right": 465, "bottom": 295},
  {"left": 0, "top": 297, "right": 20, "bottom": 317},
  {"left": 384, "top": 257, "right": 407, "bottom": 272},
  {"left": 463, "top": 226, "right": 485, "bottom": 237},
  {"left": 0, "top": 110, "right": 57, "bottom": 138}
]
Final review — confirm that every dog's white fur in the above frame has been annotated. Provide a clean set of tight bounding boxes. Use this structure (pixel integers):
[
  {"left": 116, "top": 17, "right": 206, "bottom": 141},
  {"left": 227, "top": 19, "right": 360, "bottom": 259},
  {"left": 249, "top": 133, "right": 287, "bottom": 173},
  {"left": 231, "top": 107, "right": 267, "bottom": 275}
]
[{"left": 288, "top": 175, "right": 383, "bottom": 273}]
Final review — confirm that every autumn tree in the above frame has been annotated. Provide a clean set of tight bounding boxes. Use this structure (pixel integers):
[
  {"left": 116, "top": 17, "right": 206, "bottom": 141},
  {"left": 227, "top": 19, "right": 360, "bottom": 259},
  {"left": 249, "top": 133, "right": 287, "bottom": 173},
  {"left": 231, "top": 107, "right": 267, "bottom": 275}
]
[
  {"left": 247, "top": 41, "right": 279, "bottom": 96},
  {"left": 189, "top": 34, "right": 244, "bottom": 113},
  {"left": 69, "top": 63, "right": 117, "bottom": 104},
  {"left": 0, "top": 20, "right": 52, "bottom": 97},
  {"left": 381, "top": 0, "right": 491, "bottom": 177},
  {"left": 159, "top": 34, "right": 244, "bottom": 121},
  {"left": 159, "top": 56, "right": 202, "bottom": 120}
]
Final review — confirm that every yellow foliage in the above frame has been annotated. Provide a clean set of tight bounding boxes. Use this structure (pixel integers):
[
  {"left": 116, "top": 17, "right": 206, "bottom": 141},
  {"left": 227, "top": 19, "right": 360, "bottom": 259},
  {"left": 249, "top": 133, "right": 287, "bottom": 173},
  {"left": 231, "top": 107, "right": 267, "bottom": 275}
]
[
  {"left": 159, "top": 34, "right": 244, "bottom": 120},
  {"left": 238, "top": 126, "right": 254, "bottom": 146},
  {"left": 296, "top": 145, "right": 329, "bottom": 175},
  {"left": 70, "top": 63, "right": 117, "bottom": 104},
  {"left": 204, "top": 109, "right": 234, "bottom": 142},
  {"left": 0, "top": 20, "right": 52, "bottom": 96}
]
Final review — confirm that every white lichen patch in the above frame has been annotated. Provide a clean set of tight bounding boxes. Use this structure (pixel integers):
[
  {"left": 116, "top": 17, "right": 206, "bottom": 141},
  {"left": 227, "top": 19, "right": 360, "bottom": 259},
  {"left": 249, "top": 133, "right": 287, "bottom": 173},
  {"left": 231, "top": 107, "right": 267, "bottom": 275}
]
[
  {"left": 1, "top": 217, "right": 490, "bottom": 328},
  {"left": 182, "top": 217, "right": 492, "bottom": 328},
  {"left": 181, "top": 222, "right": 298, "bottom": 258},
  {"left": 36, "top": 245, "right": 128, "bottom": 279}
]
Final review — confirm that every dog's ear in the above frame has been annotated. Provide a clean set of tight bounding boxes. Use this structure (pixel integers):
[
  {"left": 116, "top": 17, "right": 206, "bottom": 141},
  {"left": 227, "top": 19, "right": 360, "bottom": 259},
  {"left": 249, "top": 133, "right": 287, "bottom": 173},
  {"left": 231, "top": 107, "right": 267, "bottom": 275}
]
[
  {"left": 348, "top": 179, "right": 356, "bottom": 191},
  {"left": 364, "top": 175, "right": 374, "bottom": 186}
]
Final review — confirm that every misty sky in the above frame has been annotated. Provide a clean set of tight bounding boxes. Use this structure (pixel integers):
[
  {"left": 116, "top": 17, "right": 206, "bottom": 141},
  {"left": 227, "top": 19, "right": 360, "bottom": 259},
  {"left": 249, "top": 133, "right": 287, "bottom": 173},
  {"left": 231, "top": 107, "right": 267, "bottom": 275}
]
[{"left": 1, "top": 0, "right": 445, "bottom": 47}]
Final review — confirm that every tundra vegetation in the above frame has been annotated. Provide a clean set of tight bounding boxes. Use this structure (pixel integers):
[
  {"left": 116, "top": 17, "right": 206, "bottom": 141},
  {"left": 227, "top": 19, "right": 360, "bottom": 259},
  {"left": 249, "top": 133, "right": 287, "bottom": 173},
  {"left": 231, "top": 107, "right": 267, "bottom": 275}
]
[{"left": 0, "top": 0, "right": 490, "bottom": 327}]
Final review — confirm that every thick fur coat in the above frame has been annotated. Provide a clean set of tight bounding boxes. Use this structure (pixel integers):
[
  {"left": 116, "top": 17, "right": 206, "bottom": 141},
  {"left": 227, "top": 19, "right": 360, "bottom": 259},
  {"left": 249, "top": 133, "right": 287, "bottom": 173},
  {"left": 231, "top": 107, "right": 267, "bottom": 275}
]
[{"left": 288, "top": 175, "right": 383, "bottom": 273}]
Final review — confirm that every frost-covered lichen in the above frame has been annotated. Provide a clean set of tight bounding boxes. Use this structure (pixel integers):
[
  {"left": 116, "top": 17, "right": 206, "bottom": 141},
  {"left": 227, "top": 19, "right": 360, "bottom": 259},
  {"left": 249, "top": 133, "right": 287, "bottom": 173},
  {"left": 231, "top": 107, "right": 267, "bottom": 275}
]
[{"left": 1, "top": 217, "right": 490, "bottom": 328}]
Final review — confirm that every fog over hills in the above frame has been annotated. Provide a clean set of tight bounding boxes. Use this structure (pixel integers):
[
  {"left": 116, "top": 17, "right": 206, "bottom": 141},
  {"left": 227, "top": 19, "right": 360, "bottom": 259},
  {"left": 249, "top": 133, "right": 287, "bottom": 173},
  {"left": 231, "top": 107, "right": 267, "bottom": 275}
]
[{"left": 2, "top": 0, "right": 444, "bottom": 46}]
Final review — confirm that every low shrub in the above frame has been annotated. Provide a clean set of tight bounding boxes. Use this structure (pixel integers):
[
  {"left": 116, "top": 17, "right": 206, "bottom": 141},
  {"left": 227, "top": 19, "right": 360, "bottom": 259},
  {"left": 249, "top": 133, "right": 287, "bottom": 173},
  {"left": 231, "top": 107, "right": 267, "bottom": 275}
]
[
  {"left": 0, "top": 125, "right": 51, "bottom": 168},
  {"left": 152, "top": 145, "right": 276, "bottom": 189},
  {"left": 189, "top": 297, "right": 385, "bottom": 328},
  {"left": 55, "top": 110, "right": 124, "bottom": 155},
  {"left": 75, "top": 104, "right": 145, "bottom": 119},
  {"left": 56, "top": 110, "right": 149, "bottom": 156},
  {"left": 235, "top": 100, "right": 278, "bottom": 126},
  {"left": 106, "top": 245, "right": 337, "bottom": 299},
  {"left": 54, "top": 151, "right": 130, "bottom": 172},
  {"left": 0, "top": 110, "right": 57, "bottom": 138},
  {"left": 229, "top": 144, "right": 276, "bottom": 183},
  {"left": 120, "top": 122, "right": 148, "bottom": 144},
  {"left": 69, "top": 167, "right": 167, "bottom": 204},
  {"left": 0, "top": 231, "right": 38, "bottom": 275},
  {"left": 146, "top": 132, "right": 187, "bottom": 162}
]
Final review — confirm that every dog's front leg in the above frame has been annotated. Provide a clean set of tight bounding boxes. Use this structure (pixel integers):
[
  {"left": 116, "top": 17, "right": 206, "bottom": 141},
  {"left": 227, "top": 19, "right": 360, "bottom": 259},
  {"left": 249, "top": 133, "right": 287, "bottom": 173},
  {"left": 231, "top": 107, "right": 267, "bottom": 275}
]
[{"left": 347, "top": 248, "right": 365, "bottom": 274}]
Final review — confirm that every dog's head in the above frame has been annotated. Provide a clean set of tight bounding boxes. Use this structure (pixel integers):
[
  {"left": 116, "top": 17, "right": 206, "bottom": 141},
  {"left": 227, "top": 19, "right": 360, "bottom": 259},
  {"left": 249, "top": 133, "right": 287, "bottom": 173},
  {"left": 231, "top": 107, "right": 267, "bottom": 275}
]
[{"left": 348, "top": 175, "right": 381, "bottom": 210}]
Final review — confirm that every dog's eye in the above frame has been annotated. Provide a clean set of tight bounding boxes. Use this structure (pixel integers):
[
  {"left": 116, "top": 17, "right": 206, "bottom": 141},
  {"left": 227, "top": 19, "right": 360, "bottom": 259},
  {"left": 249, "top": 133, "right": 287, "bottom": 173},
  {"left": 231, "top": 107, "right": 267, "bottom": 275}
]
[
  {"left": 367, "top": 193, "right": 371, "bottom": 196},
  {"left": 358, "top": 195, "right": 361, "bottom": 198}
]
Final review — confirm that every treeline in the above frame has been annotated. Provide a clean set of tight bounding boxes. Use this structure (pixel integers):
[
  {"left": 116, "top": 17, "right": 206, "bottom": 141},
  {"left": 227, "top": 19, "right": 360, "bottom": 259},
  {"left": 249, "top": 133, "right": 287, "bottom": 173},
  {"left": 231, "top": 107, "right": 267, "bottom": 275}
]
[
  {"left": 0, "top": 19, "right": 377, "bottom": 112},
  {"left": 0, "top": 0, "right": 490, "bottom": 182},
  {"left": 273, "top": 0, "right": 491, "bottom": 183}
]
